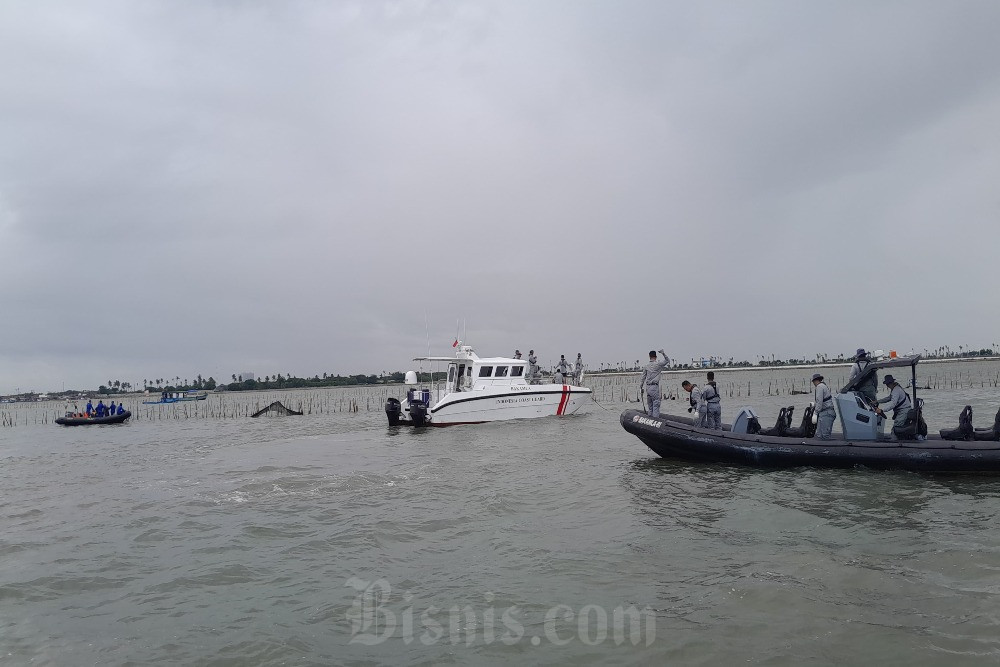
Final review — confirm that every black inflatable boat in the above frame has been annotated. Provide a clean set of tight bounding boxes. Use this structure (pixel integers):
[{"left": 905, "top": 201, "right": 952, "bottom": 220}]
[
  {"left": 621, "top": 355, "right": 1000, "bottom": 473},
  {"left": 55, "top": 411, "right": 131, "bottom": 426}
]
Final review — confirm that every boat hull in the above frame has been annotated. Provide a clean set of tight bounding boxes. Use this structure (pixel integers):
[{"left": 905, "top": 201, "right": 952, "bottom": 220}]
[
  {"left": 393, "top": 385, "right": 591, "bottom": 426},
  {"left": 621, "top": 409, "right": 1000, "bottom": 473},
  {"left": 56, "top": 411, "right": 132, "bottom": 426}
]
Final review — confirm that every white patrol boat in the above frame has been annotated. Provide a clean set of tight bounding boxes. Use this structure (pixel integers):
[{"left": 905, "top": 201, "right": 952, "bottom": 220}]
[{"left": 385, "top": 343, "right": 591, "bottom": 426}]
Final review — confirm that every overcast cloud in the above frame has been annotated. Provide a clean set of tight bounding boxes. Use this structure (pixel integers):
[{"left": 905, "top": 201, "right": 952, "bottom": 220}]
[{"left": 2, "top": 0, "right": 999, "bottom": 392}]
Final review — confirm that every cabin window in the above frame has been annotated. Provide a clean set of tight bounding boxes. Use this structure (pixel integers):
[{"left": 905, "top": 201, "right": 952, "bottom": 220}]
[
  {"left": 495, "top": 366, "right": 509, "bottom": 377},
  {"left": 448, "top": 366, "right": 456, "bottom": 384},
  {"left": 479, "top": 366, "right": 493, "bottom": 378},
  {"left": 511, "top": 366, "right": 524, "bottom": 377}
]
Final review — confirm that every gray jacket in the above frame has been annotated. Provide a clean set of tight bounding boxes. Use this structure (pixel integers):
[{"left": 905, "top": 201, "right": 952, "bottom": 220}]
[
  {"left": 640, "top": 352, "right": 670, "bottom": 389},
  {"left": 814, "top": 381, "right": 834, "bottom": 412},
  {"left": 701, "top": 382, "right": 721, "bottom": 405},
  {"left": 877, "top": 384, "right": 911, "bottom": 418}
]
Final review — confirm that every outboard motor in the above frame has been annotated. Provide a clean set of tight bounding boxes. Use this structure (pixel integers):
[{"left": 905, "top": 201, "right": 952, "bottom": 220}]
[
  {"left": 409, "top": 398, "right": 428, "bottom": 427},
  {"left": 974, "top": 406, "right": 1000, "bottom": 441},
  {"left": 940, "top": 405, "right": 973, "bottom": 441},
  {"left": 731, "top": 407, "right": 761, "bottom": 435},
  {"left": 386, "top": 397, "right": 402, "bottom": 426}
]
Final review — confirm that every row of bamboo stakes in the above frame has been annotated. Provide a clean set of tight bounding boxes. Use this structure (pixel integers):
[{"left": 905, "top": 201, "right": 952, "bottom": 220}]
[{"left": 2, "top": 370, "right": 999, "bottom": 427}]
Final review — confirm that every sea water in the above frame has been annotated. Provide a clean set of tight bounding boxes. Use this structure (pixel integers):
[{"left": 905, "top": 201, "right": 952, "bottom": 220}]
[{"left": 2, "top": 360, "right": 1000, "bottom": 665}]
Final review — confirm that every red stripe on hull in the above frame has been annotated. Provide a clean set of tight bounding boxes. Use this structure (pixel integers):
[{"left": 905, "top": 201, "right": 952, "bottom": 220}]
[{"left": 556, "top": 385, "right": 569, "bottom": 415}]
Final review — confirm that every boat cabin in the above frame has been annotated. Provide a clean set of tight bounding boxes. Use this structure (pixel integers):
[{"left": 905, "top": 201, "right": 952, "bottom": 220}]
[{"left": 412, "top": 345, "right": 530, "bottom": 396}]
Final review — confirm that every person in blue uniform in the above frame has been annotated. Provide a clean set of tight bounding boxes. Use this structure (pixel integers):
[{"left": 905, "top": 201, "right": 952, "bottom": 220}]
[
  {"left": 95, "top": 400, "right": 107, "bottom": 417},
  {"left": 117, "top": 403, "right": 125, "bottom": 415},
  {"left": 86, "top": 400, "right": 94, "bottom": 416}
]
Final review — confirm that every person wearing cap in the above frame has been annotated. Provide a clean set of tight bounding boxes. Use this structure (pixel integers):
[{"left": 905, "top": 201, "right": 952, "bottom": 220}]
[
  {"left": 681, "top": 380, "right": 704, "bottom": 427},
  {"left": 639, "top": 349, "right": 671, "bottom": 418},
  {"left": 849, "top": 348, "right": 878, "bottom": 403},
  {"left": 875, "top": 374, "right": 912, "bottom": 434},
  {"left": 527, "top": 350, "right": 538, "bottom": 384},
  {"left": 812, "top": 373, "right": 836, "bottom": 440}
]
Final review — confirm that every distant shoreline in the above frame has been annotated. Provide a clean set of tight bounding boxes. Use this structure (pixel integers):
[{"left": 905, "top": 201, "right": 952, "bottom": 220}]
[{"left": 586, "top": 356, "right": 1000, "bottom": 377}]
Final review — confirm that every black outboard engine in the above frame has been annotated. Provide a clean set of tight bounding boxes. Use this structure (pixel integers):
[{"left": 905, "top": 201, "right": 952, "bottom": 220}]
[
  {"left": 386, "top": 398, "right": 402, "bottom": 426},
  {"left": 409, "top": 399, "right": 428, "bottom": 427},
  {"left": 940, "top": 405, "right": 973, "bottom": 441},
  {"left": 974, "top": 406, "right": 1000, "bottom": 441}
]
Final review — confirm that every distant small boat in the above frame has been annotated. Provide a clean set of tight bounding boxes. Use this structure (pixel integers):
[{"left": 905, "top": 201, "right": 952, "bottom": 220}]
[
  {"left": 143, "top": 390, "right": 208, "bottom": 404},
  {"left": 56, "top": 411, "right": 131, "bottom": 426}
]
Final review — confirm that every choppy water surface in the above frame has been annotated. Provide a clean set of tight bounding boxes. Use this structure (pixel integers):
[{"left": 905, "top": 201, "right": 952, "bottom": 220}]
[{"left": 3, "top": 360, "right": 1000, "bottom": 665}]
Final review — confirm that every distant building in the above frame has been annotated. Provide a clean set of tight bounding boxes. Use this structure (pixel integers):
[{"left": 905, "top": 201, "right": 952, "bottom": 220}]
[{"left": 240, "top": 372, "right": 255, "bottom": 381}]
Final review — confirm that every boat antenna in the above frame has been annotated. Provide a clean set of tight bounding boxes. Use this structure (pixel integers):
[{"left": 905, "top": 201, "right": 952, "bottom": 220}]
[{"left": 425, "top": 310, "right": 431, "bottom": 358}]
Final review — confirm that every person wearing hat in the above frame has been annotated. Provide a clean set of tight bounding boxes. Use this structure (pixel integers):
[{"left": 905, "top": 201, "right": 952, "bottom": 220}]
[
  {"left": 527, "top": 350, "right": 538, "bottom": 384},
  {"left": 640, "top": 348, "right": 671, "bottom": 418},
  {"left": 811, "top": 373, "right": 836, "bottom": 440},
  {"left": 849, "top": 348, "right": 878, "bottom": 403},
  {"left": 875, "top": 374, "right": 912, "bottom": 434}
]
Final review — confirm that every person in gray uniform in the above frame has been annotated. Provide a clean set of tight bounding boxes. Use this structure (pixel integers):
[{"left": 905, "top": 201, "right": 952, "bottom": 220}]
[
  {"left": 574, "top": 353, "right": 584, "bottom": 385},
  {"left": 811, "top": 373, "right": 836, "bottom": 440},
  {"left": 556, "top": 355, "right": 569, "bottom": 378},
  {"left": 875, "top": 374, "right": 912, "bottom": 435},
  {"left": 701, "top": 371, "right": 722, "bottom": 429},
  {"left": 681, "top": 380, "right": 704, "bottom": 427},
  {"left": 640, "top": 349, "right": 671, "bottom": 418},
  {"left": 553, "top": 367, "right": 564, "bottom": 384},
  {"left": 528, "top": 350, "right": 538, "bottom": 384},
  {"left": 849, "top": 348, "right": 878, "bottom": 404}
]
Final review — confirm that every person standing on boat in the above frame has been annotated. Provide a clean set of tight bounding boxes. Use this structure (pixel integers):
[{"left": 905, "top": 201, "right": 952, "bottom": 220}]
[
  {"left": 514, "top": 350, "right": 522, "bottom": 359},
  {"left": 849, "top": 348, "right": 878, "bottom": 404},
  {"left": 875, "top": 375, "right": 912, "bottom": 435},
  {"left": 574, "top": 353, "right": 584, "bottom": 385},
  {"left": 681, "top": 381, "right": 704, "bottom": 426},
  {"left": 85, "top": 399, "right": 94, "bottom": 416},
  {"left": 640, "top": 349, "right": 671, "bottom": 418},
  {"left": 117, "top": 403, "right": 125, "bottom": 415},
  {"left": 528, "top": 350, "right": 539, "bottom": 384},
  {"left": 811, "top": 373, "right": 836, "bottom": 440},
  {"left": 557, "top": 355, "right": 569, "bottom": 379},
  {"left": 702, "top": 371, "right": 722, "bottom": 429},
  {"left": 95, "top": 400, "right": 107, "bottom": 417},
  {"left": 109, "top": 400, "right": 116, "bottom": 415}
]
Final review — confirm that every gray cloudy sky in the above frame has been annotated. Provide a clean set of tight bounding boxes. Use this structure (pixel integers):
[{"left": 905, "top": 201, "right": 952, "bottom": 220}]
[{"left": 2, "top": 0, "right": 999, "bottom": 393}]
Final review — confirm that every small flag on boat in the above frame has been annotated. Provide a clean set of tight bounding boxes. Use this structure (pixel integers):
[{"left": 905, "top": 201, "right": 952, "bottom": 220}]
[{"left": 452, "top": 339, "right": 459, "bottom": 348}]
